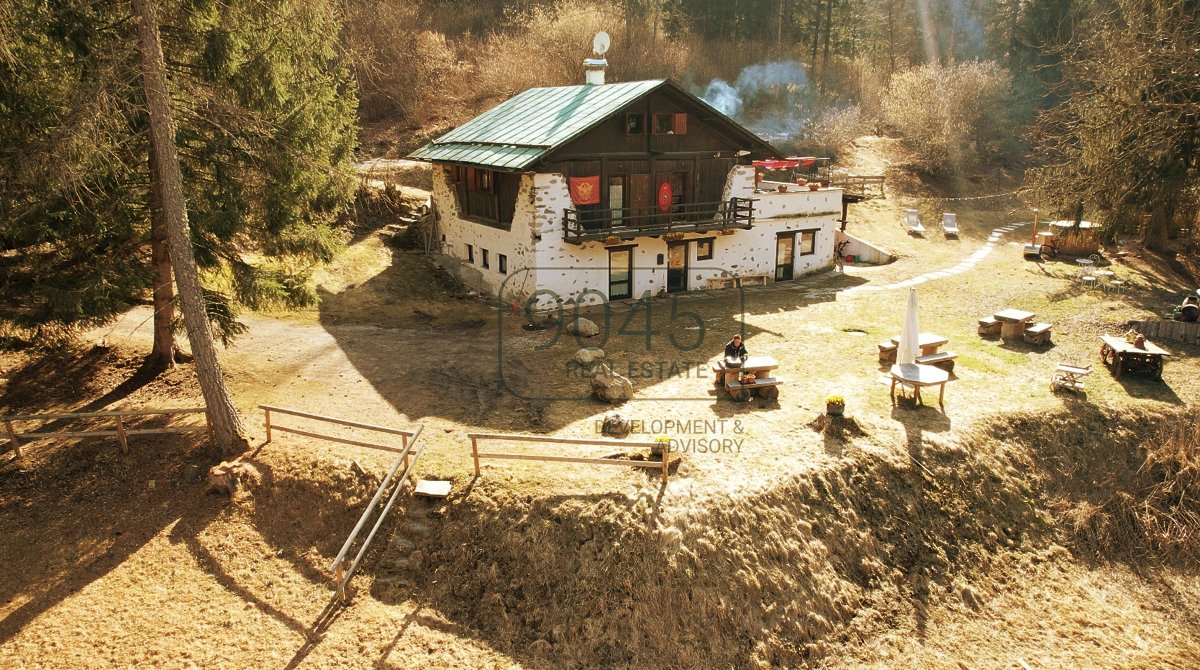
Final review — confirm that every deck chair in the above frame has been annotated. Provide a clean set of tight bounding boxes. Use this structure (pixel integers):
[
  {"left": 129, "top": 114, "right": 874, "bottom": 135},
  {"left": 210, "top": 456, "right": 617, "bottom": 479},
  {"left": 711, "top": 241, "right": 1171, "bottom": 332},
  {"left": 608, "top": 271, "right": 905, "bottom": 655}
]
[
  {"left": 940, "top": 213, "right": 959, "bottom": 237},
  {"left": 903, "top": 209, "right": 925, "bottom": 234}
]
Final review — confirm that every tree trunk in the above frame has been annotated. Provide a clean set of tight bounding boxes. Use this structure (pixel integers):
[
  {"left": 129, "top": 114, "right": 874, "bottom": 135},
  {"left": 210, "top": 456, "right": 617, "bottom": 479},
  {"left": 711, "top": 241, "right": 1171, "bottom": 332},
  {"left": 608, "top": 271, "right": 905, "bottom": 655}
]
[
  {"left": 133, "top": 0, "right": 248, "bottom": 454},
  {"left": 147, "top": 149, "right": 180, "bottom": 372},
  {"left": 811, "top": 0, "right": 823, "bottom": 66},
  {"left": 822, "top": 0, "right": 834, "bottom": 72}
]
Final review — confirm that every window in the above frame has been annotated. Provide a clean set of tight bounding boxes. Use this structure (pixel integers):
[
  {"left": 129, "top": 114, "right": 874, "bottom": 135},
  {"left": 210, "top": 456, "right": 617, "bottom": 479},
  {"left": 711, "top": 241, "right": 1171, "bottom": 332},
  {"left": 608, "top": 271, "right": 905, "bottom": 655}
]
[
  {"left": 653, "top": 113, "right": 688, "bottom": 135},
  {"left": 449, "top": 164, "right": 509, "bottom": 224},
  {"left": 466, "top": 244, "right": 474, "bottom": 263},
  {"left": 482, "top": 249, "right": 490, "bottom": 269},
  {"left": 498, "top": 254, "right": 507, "bottom": 274},
  {"left": 695, "top": 238, "right": 714, "bottom": 261},
  {"left": 625, "top": 113, "right": 645, "bottom": 135},
  {"left": 799, "top": 230, "right": 817, "bottom": 256}
]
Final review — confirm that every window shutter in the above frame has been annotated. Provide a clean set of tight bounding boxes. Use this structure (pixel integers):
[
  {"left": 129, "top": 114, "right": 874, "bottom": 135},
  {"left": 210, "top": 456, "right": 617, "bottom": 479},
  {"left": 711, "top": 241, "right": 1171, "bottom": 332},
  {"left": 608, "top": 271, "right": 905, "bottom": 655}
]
[{"left": 674, "top": 113, "right": 688, "bottom": 134}]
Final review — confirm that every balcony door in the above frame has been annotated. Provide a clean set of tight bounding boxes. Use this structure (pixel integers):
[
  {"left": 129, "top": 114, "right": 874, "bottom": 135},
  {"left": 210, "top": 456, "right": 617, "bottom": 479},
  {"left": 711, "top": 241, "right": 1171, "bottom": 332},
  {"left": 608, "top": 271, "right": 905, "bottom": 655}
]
[
  {"left": 775, "top": 232, "right": 796, "bottom": 281},
  {"left": 666, "top": 241, "right": 688, "bottom": 292},
  {"left": 655, "top": 172, "right": 689, "bottom": 226},
  {"left": 609, "top": 247, "right": 633, "bottom": 300}
]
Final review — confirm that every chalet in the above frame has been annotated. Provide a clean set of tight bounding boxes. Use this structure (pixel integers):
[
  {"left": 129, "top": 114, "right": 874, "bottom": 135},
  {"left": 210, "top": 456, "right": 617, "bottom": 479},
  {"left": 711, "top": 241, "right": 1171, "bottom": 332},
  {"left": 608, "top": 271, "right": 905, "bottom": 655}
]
[{"left": 409, "top": 68, "right": 843, "bottom": 307}]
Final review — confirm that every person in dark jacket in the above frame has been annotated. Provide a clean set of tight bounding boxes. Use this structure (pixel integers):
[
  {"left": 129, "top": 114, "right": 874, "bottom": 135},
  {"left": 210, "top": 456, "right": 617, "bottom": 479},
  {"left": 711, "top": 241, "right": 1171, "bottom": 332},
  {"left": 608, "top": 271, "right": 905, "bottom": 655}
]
[
  {"left": 725, "top": 334, "right": 748, "bottom": 360},
  {"left": 723, "top": 334, "right": 749, "bottom": 385}
]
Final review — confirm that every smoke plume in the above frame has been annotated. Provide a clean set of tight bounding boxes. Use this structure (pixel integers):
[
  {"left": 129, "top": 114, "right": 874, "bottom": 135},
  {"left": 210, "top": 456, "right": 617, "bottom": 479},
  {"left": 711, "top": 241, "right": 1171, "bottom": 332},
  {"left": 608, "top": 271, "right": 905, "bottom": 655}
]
[{"left": 697, "top": 60, "right": 813, "bottom": 142}]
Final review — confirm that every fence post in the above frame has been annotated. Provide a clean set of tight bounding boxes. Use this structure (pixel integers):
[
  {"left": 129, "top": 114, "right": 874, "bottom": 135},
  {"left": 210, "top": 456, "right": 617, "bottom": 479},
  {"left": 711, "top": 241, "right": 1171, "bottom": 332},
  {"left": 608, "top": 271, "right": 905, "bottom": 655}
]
[
  {"left": 4, "top": 419, "right": 23, "bottom": 462},
  {"left": 115, "top": 418, "right": 129, "bottom": 452},
  {"left": 471, "top": 435, "right": 480, "bottom": 477},
  {"left": 264, "top": 407, "right": 272, "bottom": 443}
]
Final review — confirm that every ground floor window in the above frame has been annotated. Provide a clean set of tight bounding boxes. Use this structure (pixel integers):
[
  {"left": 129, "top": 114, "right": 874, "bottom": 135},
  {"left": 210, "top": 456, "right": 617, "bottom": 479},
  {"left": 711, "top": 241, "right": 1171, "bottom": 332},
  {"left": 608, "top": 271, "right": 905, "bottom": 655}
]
[
  {"left": 466, "top": 244, "right": 474, "bottom": 263},
  {"left": 695, "top": 238, "right": 714, "bottom": 261},
  {"left": 499, "top": 254, "right": 507, "bottom": 274},
  {"left": 799, "top": 230, "right": 817, "bottom": 256},
  {"left": 482, "top": 249, "right": 490, "bottom": 269}
]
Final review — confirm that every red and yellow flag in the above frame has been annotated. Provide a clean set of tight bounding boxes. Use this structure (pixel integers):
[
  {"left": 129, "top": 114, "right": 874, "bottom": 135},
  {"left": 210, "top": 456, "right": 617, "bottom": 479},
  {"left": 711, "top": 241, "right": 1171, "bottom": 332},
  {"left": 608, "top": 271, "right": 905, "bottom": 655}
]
[{"left": 569, "top": 176, "right": 601, "bottom": 205}]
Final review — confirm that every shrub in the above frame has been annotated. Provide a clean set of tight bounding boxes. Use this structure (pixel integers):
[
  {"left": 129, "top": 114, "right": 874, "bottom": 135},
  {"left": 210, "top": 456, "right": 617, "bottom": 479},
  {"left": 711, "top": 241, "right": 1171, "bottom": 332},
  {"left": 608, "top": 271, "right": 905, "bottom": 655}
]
[
  {"left": 804, "top": 105, "right": 866, "bottom": 161},
  {"left": 882, "top": 60, "right": 1017, "bottom": 173},
  {"left": 474, "top": 0, "right": 689, "bottom": 101},
  {"left": 342, "top": 0, "right": 467, "bottom": 123}
]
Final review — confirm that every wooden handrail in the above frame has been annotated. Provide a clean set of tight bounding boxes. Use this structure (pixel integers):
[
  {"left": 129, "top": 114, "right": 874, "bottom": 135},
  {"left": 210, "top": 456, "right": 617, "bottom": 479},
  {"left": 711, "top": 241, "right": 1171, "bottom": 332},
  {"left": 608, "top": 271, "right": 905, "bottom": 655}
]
[{"left": 330, "top": 424, "right": 425, "bottom": 602}]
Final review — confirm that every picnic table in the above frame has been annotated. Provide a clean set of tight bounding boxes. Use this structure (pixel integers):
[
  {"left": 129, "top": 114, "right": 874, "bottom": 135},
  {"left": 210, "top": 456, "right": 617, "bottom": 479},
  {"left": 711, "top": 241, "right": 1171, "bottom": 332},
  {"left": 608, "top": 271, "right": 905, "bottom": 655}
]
[
  {"left": 712, "top": 355, "right": 783, "bottom": 401},
  {"left": 994, "top": 308, "right": 1036, "bottom": 341},
  {"left": 889, "top": 363, "right": 950, "bottom": 409},
  {"left": 890, "top": 332, "right": 949, "bottom": 356},
  {"left": 1099, "top": 334, "right": 1170, "bottom": 380}
]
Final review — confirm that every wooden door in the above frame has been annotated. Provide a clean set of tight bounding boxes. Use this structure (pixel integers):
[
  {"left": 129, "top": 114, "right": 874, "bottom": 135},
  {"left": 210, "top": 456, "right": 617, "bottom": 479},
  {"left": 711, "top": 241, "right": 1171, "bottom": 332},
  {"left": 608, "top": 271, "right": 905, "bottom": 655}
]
[
  {"left": 609, "top": 247, "right": 633, "bottom": 300},
  {"left": 775, "top": 232, "right": 796, "bottom": 281},
  {"left": 667, "top": 241, "right": 688, "bottom": 292}
]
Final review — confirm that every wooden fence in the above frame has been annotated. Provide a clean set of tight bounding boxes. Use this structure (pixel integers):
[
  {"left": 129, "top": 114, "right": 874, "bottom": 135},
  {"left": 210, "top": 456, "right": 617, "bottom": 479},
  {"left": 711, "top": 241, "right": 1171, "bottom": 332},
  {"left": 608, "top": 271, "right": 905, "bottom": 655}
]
[
  {"left": 2, "top": 407, "right": 210, "bottom": 461},
  {"left": 468, "top": 433, "right": 675, "bottom": 484},
  {"left": 261, "top": 404, "right": 417, "bottom": 470},
  {"left": 828, "top": 174, "right": 886, "bottom": 197},
  {"left": 257, "top": 404, "right": 426, "bottom": 602},
  {"left": 1131, "top": 320, "right": 1200, "bottom": 346}
]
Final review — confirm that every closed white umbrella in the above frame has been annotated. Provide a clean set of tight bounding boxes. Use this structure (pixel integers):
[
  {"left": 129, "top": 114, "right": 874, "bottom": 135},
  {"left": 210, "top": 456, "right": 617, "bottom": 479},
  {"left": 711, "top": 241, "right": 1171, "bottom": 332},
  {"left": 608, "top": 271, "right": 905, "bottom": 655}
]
[{"left": 897, "top": 287, "right": 920, "bottom": 366}]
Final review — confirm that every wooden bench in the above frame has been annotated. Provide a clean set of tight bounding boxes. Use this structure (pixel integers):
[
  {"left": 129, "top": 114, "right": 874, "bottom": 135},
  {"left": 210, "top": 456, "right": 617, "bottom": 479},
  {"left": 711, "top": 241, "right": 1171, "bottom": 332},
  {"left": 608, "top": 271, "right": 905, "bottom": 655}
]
[
  {"left": 726, "top": 376, "right": 783, "bottom": 400},
  {"left": 737, "top": 274, "right": 770, "bottom": 287},
  {"left": 1023, "top": 322, "right": 1052, "bottom": 345},
  {"left": 878, "top": 341, "right": 898, "bottom": 365},
  {"left": 706, "top": 276, "right": 738, "bottom": 290},
  {"left": 978, "top": 316, "right": 1001, "bottom": 336},
  {"left": 1051, "top": 363, "right": 1091, "bottom": 393},
  {"left": 915, "top": 351, "right": 957, "bottom": 372}
]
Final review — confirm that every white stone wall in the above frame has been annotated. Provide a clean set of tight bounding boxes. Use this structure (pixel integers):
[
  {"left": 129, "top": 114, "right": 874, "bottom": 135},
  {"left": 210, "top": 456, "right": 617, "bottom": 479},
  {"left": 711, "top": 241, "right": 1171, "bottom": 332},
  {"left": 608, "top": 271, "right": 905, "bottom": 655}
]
[
  {"left": 432, "top": 163, "right": 842, "bottom": 306},
  {"left": 431, "top": 167, "right": 538, "bottom": 304}
]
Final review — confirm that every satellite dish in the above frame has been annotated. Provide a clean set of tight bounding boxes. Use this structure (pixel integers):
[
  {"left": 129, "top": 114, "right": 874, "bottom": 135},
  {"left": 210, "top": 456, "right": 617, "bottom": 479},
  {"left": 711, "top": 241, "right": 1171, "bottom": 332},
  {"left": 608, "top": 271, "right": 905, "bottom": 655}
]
[{"left": 593, "top": 31, "right": 611, "bottom": 56}]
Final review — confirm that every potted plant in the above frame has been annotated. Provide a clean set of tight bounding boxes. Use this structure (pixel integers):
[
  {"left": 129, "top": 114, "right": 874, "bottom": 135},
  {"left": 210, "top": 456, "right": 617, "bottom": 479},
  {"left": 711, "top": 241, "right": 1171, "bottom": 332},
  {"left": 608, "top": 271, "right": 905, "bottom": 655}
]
[
  {"left": 825, "top": 395, "right": 845, "bottom": 416},
  {"left": 663, "top": 232, "right": 685, "bottom": 242},
  {"left": 808, "top": 182, "right": 821, "bottom": 191},
  {"left": 604, "top": 235, "right": 621, "bottom": 245}
]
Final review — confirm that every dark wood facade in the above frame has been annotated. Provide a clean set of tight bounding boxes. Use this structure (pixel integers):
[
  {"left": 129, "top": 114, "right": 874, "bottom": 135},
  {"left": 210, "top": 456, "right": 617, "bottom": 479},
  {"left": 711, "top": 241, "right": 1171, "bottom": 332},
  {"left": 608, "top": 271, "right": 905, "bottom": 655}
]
[{"left": 543, "top": 88, "right": 758, "bottom": 224}]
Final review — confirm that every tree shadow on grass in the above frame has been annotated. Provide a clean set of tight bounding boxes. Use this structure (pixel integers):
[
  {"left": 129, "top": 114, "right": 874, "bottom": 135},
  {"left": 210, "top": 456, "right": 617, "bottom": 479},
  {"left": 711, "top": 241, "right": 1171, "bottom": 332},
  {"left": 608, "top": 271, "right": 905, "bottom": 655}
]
[
  {"left": 316, "top": 259, "right": 857, "bottom": 434},
  {"left": 0, "top": 434, "right": 223, "bottom": 647}
]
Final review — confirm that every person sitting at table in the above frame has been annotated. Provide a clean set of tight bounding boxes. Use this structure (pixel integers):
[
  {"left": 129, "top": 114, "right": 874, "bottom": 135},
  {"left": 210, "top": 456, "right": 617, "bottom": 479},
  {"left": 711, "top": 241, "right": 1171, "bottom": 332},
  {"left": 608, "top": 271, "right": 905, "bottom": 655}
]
[
  {"left": 723, "top": 334, "right": 748, "bottom": 385},
  {"left": 725, "top": 334, "right": 748, "bottom": 361}
]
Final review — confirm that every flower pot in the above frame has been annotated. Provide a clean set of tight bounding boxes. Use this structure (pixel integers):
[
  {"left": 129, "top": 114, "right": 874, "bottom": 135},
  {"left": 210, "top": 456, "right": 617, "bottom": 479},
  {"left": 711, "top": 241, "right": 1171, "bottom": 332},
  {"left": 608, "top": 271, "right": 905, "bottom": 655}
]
[
  {"left": 826, "top": 403, "right": 845, "bottom": 416},
  {"left": 808, "top": 183, "right": 820, "bottom": 191}
]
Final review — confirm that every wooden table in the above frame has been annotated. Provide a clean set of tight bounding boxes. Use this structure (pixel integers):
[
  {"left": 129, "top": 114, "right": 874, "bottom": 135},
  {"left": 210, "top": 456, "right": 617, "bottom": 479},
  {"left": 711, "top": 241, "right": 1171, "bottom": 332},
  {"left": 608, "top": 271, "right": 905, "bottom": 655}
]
[
  {"left": 713, "top": 355, "right": 782, "bottom": 400},
  {"left": 1100, "top": 335, "right": 1170, "bottom": 380},
  {"left": 889, "top": 363, "right": 950, "bottom": 409},
  {"left": 890, "top": 332, "right": 949, "bottom": 356},
  {"left": 994, "top": 308, "right": 1036, "bottom": 341}
]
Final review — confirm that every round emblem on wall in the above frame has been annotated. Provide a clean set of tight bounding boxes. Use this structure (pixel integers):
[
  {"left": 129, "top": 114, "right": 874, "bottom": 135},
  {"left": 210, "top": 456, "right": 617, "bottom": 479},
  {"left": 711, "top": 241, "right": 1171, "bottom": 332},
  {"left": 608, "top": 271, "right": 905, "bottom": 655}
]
[{"left": 657, "top": 181, "right": 673, "bottom": 213}]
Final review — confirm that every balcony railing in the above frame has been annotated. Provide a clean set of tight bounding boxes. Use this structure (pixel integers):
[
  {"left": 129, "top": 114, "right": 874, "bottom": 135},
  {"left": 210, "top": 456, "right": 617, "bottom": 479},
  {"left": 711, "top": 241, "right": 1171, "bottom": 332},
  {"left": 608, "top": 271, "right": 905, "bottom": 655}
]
[{"left": 562, "top": 197, "right": 755, "bottom": 244}]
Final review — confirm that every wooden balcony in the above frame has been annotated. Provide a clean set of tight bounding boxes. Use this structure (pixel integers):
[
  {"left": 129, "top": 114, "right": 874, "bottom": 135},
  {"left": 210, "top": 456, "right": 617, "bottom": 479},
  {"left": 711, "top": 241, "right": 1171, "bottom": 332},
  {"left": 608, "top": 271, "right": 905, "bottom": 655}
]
[{"left": 562, "top": 197, "right": 755, "bottom": 244}]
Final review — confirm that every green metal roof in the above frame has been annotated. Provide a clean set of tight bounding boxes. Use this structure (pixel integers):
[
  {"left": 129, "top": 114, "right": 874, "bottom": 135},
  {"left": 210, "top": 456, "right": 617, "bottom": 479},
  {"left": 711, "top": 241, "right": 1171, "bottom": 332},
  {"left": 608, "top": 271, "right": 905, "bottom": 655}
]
[{"left": 409, "top": 80, "right": 666, "bottom": 170}]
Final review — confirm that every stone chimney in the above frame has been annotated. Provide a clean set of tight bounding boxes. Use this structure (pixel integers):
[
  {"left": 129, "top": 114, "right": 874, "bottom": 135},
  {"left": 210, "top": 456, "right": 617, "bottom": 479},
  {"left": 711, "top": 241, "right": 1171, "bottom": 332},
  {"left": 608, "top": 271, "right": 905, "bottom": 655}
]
[{"left": 584, "top": 57, "right": 607, "bottom": 86}]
